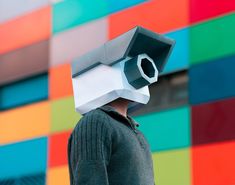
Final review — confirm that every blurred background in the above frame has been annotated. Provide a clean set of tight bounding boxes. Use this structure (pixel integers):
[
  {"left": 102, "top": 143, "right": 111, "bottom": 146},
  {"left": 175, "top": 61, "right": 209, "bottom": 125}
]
[{"left": 0, "top": 0, "right": 235, "bottom": 184}]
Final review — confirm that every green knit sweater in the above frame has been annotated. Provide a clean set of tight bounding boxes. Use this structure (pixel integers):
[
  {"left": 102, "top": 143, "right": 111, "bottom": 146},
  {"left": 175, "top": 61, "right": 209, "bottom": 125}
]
[{"left": 68, "top": 105, "right": 155, "bottom": 185}]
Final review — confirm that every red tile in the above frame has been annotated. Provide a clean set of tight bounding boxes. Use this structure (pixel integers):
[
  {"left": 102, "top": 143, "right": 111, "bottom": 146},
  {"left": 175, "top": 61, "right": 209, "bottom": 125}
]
[
  {"left": 0, "top": 6, "right": 51, "bottom": 54},
  {"left": 190, "top": 0, "right": 235, "bottom": 23},
  {"left": 108, "top": 0, "right": 189, "bottom": 39},
  {"left": 192, "top": 98, "right": 235, "bottom": 145},
  {"left": 48, "top": 131, "right": 72, "bottom": 167},
  {"left": 192, "top": 141, "right": 235, "bottom": 185}
]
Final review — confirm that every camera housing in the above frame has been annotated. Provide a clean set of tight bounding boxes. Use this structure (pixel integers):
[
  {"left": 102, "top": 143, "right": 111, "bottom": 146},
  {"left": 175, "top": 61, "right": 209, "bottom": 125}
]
[{"left": 71, "top": 26, "right": 175, "bottom": 114}]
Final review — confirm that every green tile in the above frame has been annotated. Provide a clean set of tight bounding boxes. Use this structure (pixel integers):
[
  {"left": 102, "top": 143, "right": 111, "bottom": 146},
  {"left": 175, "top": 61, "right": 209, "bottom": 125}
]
[
  {"left": 190, "top": 13, "right": 235, "bottom": 65},
  {"left": 52, "top": 0, "right": 108, "bottom": 33},
  {"left": 152, "top": 148, "right": 191, "bottom": 185},
  {"left": 134, "top": 106, "right": 191, "bottom": 151},
  {"left": 51, "top": 96, "right": 82, "bottom": 133}
]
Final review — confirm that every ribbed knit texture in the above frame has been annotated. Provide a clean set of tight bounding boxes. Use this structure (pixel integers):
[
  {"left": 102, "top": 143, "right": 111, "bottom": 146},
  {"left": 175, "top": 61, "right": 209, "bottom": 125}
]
[{"left": 68, "top": 105, "right": 155, "bottom": 185}]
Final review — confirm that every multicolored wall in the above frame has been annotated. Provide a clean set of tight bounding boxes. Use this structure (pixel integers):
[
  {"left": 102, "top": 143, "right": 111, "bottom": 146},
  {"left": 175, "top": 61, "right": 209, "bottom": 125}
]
[{"left": 0, "top": 0, "right": 235, "bottom": 184}]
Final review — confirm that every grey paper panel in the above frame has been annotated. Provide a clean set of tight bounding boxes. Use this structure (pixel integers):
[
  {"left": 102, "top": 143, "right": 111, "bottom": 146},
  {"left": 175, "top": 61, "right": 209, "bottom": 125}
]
[
  {"left": 50, "top": 18, "right": 108, "bottom": 67},
  {"left": 130, "top": 70, "right": 188, "bottom": 116},
  {"left": 0, "top": 0, "right": 49, "bottom": 23},
  {"left": 0, "top": 40, "right": 49, "bottom": 86},
  {"left": 72, "top": 26, "right": 175, "bottom": 77}
]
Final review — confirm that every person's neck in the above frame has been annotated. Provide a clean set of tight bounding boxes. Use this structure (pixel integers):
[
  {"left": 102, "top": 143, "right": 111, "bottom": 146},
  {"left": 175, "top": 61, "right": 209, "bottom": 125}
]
[{"left": 107, "top": 99, "right": 129, "bottom": 117}]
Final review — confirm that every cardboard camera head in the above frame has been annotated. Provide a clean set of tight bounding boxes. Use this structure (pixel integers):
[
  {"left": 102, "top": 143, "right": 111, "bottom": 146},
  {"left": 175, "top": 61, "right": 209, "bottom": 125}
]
[{"left": 71, "top": 26, "right": 175, "bottom": 114}]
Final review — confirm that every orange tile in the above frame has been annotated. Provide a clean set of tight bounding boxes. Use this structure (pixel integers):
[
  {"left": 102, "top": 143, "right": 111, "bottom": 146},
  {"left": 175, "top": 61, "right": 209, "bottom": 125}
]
[
  {"left": 49, "top": 63, "right": 73, "bottom": 100},
  {"left": 0, "top": 101, "right": 50, "bottom": 145},
  {"left": 47, "top": 165, "right": 70, "bottom": 185},
  {"left": 108, "top": 0, "right": 189, "bottom": 39},
  {"left": 0, "top": 6, "right": 51, "bottom": 54},
  {"left": 192, "top": 141, "right": 235, "bottom": 185}
]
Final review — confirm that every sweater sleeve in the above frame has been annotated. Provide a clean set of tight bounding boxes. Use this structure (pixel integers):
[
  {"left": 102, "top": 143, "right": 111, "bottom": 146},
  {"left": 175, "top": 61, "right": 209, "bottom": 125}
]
[{"left": 68, "top": 110, "right": 112, "bottom": 185}]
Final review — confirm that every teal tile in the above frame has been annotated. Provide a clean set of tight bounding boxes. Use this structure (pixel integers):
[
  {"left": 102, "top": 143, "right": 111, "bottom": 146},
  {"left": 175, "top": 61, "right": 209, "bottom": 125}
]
[
  {"left": 52, "top": 0, "right": 108, "bottom": 33},
  {"left": 53, "top": 0, "right": 147, "bottom": 34},
  {"left": 134, "top": 106, "right": 191, "bottom": 151}
]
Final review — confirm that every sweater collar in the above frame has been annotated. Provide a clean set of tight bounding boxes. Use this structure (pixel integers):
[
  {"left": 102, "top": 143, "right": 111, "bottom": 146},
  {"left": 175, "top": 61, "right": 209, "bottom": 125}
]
[{"left": 98, "top": 105, "right": 139, "bottom": 128}]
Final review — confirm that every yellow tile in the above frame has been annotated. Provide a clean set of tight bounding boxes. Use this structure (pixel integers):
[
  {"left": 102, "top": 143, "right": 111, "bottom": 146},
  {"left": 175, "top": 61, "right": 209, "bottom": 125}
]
[{"left": 152, "top": 148, "right": 191, "bottom": 185}]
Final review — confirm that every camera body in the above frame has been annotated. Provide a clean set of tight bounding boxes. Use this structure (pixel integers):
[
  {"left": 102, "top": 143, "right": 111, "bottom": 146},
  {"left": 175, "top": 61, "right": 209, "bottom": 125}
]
[{"left": 71, "top": 26, "right": 175, "bottom": 114}]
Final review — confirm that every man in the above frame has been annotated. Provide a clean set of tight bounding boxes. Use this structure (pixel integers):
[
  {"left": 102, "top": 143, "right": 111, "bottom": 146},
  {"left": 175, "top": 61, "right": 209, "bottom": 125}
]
[
  {"left": 68, "top": 98, "right": 155, "bottom": 184},
  {"left": 67, "top": 26, "right": 175, "bottom": 185}
]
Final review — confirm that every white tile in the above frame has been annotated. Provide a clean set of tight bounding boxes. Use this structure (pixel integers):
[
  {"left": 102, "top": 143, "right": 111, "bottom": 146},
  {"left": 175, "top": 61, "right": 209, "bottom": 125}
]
[
  {"left": 50, "top": 18, "right": 108, "bottom": 67},
  {"left": 0, "top": 0, "right": 49, "bottom": 23}
]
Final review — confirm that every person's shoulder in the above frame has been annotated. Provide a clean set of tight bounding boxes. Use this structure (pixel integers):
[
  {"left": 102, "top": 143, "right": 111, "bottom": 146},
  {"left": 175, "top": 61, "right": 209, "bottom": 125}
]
[
  {"left": 72, "top": 108, "right": 112, "bottom": 138},
  {"left": 79, "top": 108, "right": 108, "bottom": 123},
  {"left": 75, "top": 108, "right": 113, "bottom": 132}
]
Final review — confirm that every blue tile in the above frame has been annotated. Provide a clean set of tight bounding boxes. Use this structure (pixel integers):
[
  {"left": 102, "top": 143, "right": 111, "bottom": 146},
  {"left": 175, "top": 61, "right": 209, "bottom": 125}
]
[
  {"left": 0, "top": 138, "right": 47, "bottom": 179},
  {"left": 163, "top": 28, "right": 189, "bottom": 74},
  {"left": 189, "top": 55, "right": 235, "bottom": 104},
  {"left": 0, "top": 74, "right": 48, "bottom": 110}
]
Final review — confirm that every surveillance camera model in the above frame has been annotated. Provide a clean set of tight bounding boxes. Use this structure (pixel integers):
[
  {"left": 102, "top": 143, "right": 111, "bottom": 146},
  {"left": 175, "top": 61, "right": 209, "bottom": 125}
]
[{"left": 71, "top": 26, "right": 176, "bottom": 114}]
